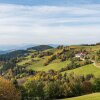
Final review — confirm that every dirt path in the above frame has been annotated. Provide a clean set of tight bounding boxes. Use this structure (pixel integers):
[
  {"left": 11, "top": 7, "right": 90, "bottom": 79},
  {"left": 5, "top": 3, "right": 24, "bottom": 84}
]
[
  {"left": 93, "top": 61, "right": 100, "bottom": 68},
  {"left": 90, "top": 60, "right": 100, "bottom": 68}
]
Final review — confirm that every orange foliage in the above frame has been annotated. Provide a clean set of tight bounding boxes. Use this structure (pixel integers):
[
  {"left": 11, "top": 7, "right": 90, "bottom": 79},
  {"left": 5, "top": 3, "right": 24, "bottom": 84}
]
[{"left": 0, "top": 77, "right": 21, "bottom": 100}]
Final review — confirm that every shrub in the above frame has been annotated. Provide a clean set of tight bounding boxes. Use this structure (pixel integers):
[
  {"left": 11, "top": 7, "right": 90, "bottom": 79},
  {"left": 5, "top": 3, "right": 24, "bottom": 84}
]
[
  {"left": 0, "top": 77, "right": 21, "bottom": 100},
  {"left": 82, "top": 81, "right": 93, "bottom": 93},
  {"left": 93, "top": 78, "right": 100, "bottom": 92},
  {"left": 24, "top": 80, "right": 44, "bottom": 100}
]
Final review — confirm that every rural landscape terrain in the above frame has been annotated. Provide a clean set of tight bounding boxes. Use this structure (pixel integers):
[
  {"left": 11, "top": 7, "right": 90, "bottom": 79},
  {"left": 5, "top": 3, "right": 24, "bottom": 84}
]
[
  {"left": 0, "top": 44, "right": 100, "bottom": 100},
  {"left": 0, "top": 0, "right": 100, "bottom": 100}
]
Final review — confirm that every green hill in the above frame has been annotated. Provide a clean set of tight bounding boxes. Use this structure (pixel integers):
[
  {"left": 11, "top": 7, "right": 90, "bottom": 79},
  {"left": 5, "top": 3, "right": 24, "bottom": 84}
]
[
  {"left": 16, "top": 45, "right": 100, "bottom": 77},
  {"left": 0, "top": 44, "right": 100, "bottom": 78},
  {"left": 0, "top": 50, "right": 28, "bottom": 61},
  {"left": 0, "top": 44, "right": 100, "bottom": 100},
  {"left": 27, "top": 45, "right": 53, "bottom": 51},
  {"left": 62, "top": 64, "right": 100, "bottom": 77}
]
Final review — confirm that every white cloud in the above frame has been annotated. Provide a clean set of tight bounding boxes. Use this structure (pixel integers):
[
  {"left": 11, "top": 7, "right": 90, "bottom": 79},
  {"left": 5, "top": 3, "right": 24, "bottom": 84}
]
[{"left": 0, "top": 4, "right": 100, "bottom": 45}]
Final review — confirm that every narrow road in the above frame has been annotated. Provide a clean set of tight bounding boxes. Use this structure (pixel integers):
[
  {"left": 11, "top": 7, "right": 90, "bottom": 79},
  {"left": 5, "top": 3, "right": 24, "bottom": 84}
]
[
  {"left": 93, "top": 62, "right": 100, "bottom": 68},
  {"left": 91, "top": 60, "right": 100, "bottom": 68}
]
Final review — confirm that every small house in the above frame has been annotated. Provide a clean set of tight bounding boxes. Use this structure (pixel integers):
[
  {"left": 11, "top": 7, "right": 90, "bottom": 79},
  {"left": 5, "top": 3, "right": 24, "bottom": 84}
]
[{"left": 75, "top": 53, "right": 86, "bottom": 58}]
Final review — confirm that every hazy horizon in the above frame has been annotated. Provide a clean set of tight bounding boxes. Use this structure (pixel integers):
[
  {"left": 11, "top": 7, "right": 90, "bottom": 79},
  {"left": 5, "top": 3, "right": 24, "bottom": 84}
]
[
  {"left": 0, "top": 42, "right": 100, "bottom": 51},
  {"left": 0, "top": 0, "right": 100, "bottom": 45}
]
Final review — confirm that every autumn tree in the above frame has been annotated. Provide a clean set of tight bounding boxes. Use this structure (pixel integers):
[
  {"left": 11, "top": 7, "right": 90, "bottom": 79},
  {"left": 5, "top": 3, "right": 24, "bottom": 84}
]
[{"left": 0, "top": 77, "right": 21, "bottom": 100}]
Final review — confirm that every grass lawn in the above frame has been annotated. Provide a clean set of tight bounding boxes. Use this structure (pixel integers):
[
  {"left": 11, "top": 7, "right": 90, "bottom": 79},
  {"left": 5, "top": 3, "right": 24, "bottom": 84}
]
[
  {"left": 17, "top": 59, "right": 32, "bottom": 65},
  {"left": 61, "top": 93, "right": 100, "bottom": 100},
  {"left": 17, "top": 52, "right": 70, "bottom": 72},
  {"left": 28, "top": 59, "right": 70, "bottom": 71},
  {"left": 62, "top": 64, "right": 100, "bottom": 77}
]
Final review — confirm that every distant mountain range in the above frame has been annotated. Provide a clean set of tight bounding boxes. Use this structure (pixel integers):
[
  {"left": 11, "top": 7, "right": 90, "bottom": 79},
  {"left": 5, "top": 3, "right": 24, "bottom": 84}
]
[
  {"left": 0, "top": 44, "right": 35, "bottom": 54},
  {"left": 0, "top": 51, "right": 8, "bottom": 54},
  {"left": 0, "top": 44, "right": 58, "bottom": 51},
  {"left": 0, "top": 44, "right": 58, "bottom": 55},
  {"left": 0, "top": 45, "right": 54, "bottom": 61},
  {"left": 0, "top": 44, "right": 37, "bottom": 55},
  {"left": 0, "top": 44, "right": 36, "bottom": 51},
  {"left": 3, "top": 45, "right": 53, "bottom": 55},
  {"left": 27, "top": 45, "right": 53, "bottom": 51}
]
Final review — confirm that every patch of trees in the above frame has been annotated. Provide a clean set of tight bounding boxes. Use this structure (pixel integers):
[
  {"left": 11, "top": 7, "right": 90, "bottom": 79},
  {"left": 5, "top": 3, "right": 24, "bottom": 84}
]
[
  {"left": 0, "top": 77, "right": 21, "bottom": 100},
  {"left": 96, "top": 42, "right": 100, "bottom": 45},
  {"left": 0, "top": 62, "right": 36, "bottom": 79},
  {"left": 67, "top": 59, "right": 92, "bottom": 70},
  {"left": 44, "top": 49, "right": 76, "bottom": 66},
  {"left": 80, "top": 42, "right": 100, "bottom": 46},
  {"left": 11, "top": 67, "right": 35, "bottom": 79},
  {"left": 81, "top": 44, "right": 95, "bottom": 46},
  {"left": 56, "top": 48, "right": 75, "bottom": 58},
  {"left": 27, "top": 45, "right": 53, "bottom": 51},
  {"left": 1, "top": 60, "right": 16, "bottom": 71},
  {"left": 31, "top": 52, "right": 39, "bottom": 58},
  {"left": 14, "top": 68, "right": 35, "bottom": 79},
  {"left": 0, "top": 50, "right": 28, "bottom": 61},
  {"left": 38, "top": 51, "right": 53, "bottom": 58},
  {"left": 0, "top": 68, "right": 100, "bottom": 100},
  {"left": 95, "top": 50, "right": 100, "bottom": 62},
  {"left": 21, "top": 72, "right": 100, "bottom": 100},
  {"left": 59, "top": 58, "right": 92, "bottom": 72},
  {"left": 44, "top": 55, "right": 56, "bottom": 66}
]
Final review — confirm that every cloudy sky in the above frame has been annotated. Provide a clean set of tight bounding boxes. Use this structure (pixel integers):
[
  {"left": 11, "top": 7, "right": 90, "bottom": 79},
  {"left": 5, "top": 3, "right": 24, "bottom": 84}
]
[{"left": 0, "top": 0, "right": 100, "bottom": 45}]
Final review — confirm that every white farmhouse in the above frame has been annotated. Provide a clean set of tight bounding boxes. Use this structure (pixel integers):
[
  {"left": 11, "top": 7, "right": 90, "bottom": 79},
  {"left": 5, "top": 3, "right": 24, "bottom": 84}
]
[{"left": 75, "top": 53, "right": 85, "bottom": 58}]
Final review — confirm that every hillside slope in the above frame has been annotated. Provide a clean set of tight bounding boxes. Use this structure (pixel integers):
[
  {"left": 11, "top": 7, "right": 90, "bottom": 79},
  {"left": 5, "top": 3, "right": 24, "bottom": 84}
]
[
  {"left": 62, "top": 93, "right": 100, "bottom": 100},
  {"left": 62, "top": 64, "right": 100, "bottom": 77},
  {"left": 0, "top": 45, "right": 100, "bottom": 79},
  {"left": 27, "top": 45, "right": 53, "bottom": 51}
]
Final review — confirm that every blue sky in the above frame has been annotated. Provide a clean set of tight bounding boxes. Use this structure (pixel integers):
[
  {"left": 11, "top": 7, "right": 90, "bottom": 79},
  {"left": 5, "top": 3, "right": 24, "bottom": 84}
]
[
  {"left": 0, "top": 0, "right": 100, "bottom": 45},
  {"left": 0, "top": 0, "right": 100, "bottom": 6}
]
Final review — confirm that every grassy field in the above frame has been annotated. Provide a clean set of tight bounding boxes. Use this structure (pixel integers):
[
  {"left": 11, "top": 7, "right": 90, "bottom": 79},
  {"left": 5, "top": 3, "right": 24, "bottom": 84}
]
[
  {"left": 28, "top": 59, "right": 70, "bottom": 71},
  {"left": 17, "top": 55, "right": 70, "bottom": 71},
  {"left": 62, "top": 64, "right": 100, "bottom": 77},
  {"left": 61, "top": 93, "right": 100, "bottom": 100}
]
